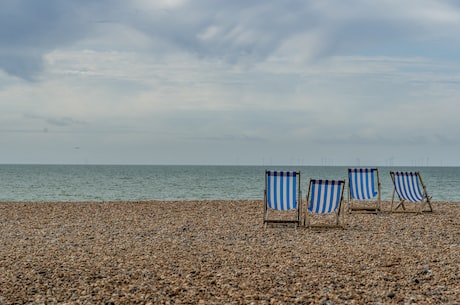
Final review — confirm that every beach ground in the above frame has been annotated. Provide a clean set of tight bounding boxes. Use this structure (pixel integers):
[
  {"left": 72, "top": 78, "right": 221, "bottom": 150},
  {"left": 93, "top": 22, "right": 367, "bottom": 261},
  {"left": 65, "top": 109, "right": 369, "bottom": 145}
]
[{"left": 0, "top": 200, "right": 459, "bottom": 304}]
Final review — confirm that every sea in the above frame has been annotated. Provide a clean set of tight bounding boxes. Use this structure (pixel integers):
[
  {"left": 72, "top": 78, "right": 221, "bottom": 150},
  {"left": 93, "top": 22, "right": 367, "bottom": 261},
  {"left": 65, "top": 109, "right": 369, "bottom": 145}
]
[{"left": 0, "top": 164, "right": 459, "bottom": 202}]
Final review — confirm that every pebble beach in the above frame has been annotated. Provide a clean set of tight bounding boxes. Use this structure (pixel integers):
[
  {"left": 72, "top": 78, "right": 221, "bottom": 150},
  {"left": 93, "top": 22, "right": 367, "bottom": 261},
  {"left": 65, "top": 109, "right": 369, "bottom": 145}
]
[{"left": 0, "top": 200, "right": 459, "bottom": 304}]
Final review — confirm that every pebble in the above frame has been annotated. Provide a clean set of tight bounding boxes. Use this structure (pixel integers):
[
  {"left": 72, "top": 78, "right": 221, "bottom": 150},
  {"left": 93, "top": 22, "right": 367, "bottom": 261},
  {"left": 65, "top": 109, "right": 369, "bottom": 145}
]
[{"left": 0, "top": 200, "right": 459, "bottom": 304}]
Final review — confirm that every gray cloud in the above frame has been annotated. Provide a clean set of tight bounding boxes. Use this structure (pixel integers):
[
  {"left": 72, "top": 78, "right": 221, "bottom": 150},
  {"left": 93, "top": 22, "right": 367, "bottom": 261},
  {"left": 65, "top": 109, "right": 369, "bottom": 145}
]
[
  {"left": 23, "top": 113, "right": 86, "bottom": 127},
  {"left": 434, "top": 133, "right": 460, "bottom": 146},
  {"left": 0, "top": 0, "right": 110, "bottom": 79},
  {"left": 2, "top": 0, "right": 460, "bottom": 165},
  {"left": 3, "top": 0, "right": 460, "bottom": 80},
  {"left": 130, "top": 1, "right": 320, "bottom": 62}
]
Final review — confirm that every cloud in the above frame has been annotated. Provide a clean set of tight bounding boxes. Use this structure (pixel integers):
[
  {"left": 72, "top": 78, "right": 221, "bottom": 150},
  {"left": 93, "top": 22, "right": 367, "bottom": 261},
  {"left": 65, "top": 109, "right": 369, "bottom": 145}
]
[
  {"left": 3, "top": 0, "right": 460, "bottom": 80},
  {"left": 2, "top": 0, "right": 460, "bottom": 165},
  {"left": 0, "top": 0, "right": 152, "bottom": 79}
]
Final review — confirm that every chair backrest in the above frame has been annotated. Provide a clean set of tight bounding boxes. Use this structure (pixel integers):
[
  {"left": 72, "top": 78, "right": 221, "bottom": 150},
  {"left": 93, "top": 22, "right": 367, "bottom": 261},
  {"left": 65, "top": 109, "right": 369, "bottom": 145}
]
[
  {"left": 348, "top": 168, "right": 378, "bottom": 200},
  {"left": 307, "top": 179, "right": 345, "bottom": 214},
  {"left": 391, "top": 171, "right": 424, "bottom": 202},
  {"left": 266, "top": 170, "right": 299, "bottom": 211}
]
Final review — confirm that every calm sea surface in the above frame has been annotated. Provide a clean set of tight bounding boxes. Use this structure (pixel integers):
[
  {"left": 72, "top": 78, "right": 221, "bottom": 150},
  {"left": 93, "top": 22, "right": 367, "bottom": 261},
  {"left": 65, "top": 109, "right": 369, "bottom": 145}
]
[{"left": 0, "top": 165, "right": 459, "bottom": 202}]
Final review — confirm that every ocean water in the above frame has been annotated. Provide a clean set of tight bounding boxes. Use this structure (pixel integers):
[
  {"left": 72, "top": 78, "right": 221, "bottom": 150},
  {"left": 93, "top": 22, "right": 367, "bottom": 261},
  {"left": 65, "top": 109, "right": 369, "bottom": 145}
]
[{"left": 0, "top": 164, "right": 459, "bottom": 202}]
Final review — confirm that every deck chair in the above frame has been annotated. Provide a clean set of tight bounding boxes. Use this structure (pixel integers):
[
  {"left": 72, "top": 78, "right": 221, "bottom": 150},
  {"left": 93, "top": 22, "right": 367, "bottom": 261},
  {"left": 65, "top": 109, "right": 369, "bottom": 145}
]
[
  {"left": 390, "top": 171, "right": 433, "bottom": 213},
  {"left": 304, "top": 179, "right": 345, "bottom": 227},
  {"left": 348, "top": 168, "right": 381, "bottom": 213},
  {"left": 263, "top": 170, "right": 302, "bottom": 228}
]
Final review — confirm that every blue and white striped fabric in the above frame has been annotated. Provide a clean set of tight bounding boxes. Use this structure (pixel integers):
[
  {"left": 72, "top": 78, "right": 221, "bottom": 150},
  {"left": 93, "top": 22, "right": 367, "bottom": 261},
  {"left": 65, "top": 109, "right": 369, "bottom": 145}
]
[
  {"left": 266, "top": 170, "right": 298, "bottom": 211},
  {"left": 392, "top": 172, "right": 424, "bottom": 202},
  {"left": 308, "top": 180, "right": 344, "bottom": 214},
  {"left": 349, "top": 168, "right": 378, "bottom": 200}
]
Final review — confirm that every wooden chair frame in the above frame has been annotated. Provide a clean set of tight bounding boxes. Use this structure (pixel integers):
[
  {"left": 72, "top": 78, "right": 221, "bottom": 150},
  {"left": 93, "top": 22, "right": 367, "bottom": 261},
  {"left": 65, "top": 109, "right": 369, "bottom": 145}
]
[
  {"left": 348, "top": 168, "right": 381, "bottom": 213},
  {"left": 390, "top": 171, "right": 433, "bottom": 213},
  {"left": 263, "top": 170, "right": 302, "bottom": 228},
  {"left": 304, "top": 179, "right": 345, "bottom": 228}
]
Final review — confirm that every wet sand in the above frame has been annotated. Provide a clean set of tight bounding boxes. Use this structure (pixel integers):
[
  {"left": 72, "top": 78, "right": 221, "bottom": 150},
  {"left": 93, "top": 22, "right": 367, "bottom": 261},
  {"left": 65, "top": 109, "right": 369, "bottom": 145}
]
[{"left": 0, "top": 200, "right": 459, "bottom": 304}]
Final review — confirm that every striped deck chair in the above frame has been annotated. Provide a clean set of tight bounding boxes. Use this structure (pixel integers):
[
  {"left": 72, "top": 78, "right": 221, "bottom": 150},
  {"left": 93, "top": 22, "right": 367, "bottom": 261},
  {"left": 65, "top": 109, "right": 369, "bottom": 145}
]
[
  {"left": 348, "top": 168, "right": 381, "bottom": 213},
  {"left": 264, "top": 170, "right": 302, "bottom": 228},
  {"left": 390, "top": 171, "right": 433, "bottom": 213},
  {"left": 305, "top": 179, "right": 345, "bottom": 227}
]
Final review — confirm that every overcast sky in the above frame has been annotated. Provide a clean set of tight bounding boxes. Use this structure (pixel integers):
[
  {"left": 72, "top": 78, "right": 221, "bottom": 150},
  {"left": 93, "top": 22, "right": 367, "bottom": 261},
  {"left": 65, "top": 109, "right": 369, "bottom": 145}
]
[{"left": 1, "top": 0, "right": 460, "bottom": 166}]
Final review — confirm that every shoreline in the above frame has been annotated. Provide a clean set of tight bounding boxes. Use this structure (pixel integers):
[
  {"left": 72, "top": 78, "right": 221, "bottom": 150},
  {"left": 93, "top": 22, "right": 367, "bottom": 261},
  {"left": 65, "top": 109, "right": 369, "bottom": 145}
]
[{"left": 1, "top": 200, "right": 459, "bottom": 304}]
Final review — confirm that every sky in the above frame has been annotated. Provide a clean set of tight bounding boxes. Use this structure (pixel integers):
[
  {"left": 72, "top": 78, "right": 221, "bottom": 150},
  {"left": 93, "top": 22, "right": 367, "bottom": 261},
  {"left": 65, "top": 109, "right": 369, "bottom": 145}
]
[{"left": 1, "top": 0, "right": 460, "bottom": 166}]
